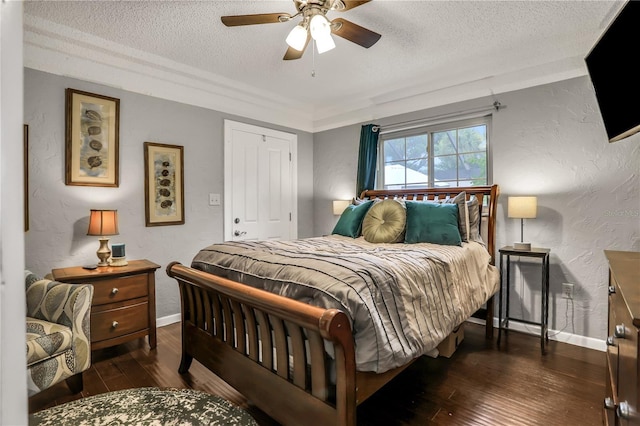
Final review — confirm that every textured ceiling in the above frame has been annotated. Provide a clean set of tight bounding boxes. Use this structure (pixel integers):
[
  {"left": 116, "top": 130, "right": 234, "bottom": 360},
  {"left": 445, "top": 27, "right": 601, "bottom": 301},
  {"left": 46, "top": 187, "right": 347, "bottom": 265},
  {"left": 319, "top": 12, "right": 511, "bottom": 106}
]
[{"left": 23, "top": 0, "right": 624, "bottom": 132}]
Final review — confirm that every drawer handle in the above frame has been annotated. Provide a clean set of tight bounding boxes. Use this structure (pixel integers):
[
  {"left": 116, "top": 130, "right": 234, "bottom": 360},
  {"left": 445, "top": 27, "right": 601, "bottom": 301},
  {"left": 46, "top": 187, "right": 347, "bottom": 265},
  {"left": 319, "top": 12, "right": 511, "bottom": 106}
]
[
  {"left": 112, "top": 321, "right": 119, "bottom": 329},
  {"left": 608, "top": 285, "right": 616, "bottom": 295},
  {"left": 606, "top": 336, "right": 615, "bottom": 346},
  {"left": 604, "top": 397, "right": 615, "bottom": 410},
  {"left": 111, "top": 288, "right": 119, "bottom": 295},
  {"left": 617, "top": 401, "right": 630, "bottom": 419},
  {"left": 614, "top": 324, "right": 626, "bottom": 338}
]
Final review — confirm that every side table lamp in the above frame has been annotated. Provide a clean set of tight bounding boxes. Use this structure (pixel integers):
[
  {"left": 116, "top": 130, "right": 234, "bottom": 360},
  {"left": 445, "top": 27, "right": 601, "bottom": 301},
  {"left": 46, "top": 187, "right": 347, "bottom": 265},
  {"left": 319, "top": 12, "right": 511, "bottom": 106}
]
[
  {"left": 507, "top": 196, "right": 537, "bottom": 250},
  {"left": 332, "top": 200, "right": 350, "bottom": 216},
  {"left": 87, "top": 209, "right": 119, "bottom": 267}
]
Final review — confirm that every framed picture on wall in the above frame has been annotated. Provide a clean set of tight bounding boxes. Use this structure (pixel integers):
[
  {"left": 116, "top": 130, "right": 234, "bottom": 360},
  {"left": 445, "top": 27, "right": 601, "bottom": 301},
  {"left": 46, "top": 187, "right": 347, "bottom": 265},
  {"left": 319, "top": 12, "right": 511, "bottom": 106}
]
[
  {"left": 24, "top": 124, "right": 29, "bottom": 232},
  {"left": 65, "top": 88, "right": 120, "bottom": 187},
  {"left": 144, "top": 142, "right": 185, "bottom": 226}
]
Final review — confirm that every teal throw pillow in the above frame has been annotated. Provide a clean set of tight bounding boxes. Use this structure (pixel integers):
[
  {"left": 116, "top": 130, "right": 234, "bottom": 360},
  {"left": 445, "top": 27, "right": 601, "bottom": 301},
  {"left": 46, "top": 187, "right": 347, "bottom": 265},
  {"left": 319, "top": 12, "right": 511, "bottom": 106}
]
[
  {"left": 405, "top": 201, "right": 462, "bottom": 246},
  {"left": 332, "top": 200, "right": 374, "bottom": 238}
]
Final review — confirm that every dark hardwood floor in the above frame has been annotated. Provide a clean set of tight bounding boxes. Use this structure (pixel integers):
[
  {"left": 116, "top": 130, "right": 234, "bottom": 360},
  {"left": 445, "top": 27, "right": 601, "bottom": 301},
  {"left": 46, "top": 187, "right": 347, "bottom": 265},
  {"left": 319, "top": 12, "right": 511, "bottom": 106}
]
[{"left": 29, "top": 322, "right": 605, "bottom": 425}]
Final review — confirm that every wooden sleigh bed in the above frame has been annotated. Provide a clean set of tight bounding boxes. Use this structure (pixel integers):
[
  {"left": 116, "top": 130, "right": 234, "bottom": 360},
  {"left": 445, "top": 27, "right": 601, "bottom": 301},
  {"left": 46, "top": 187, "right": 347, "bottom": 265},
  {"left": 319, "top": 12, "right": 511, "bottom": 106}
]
[{"left": 167, "top": 185, "right": 499, "bottom": 426}]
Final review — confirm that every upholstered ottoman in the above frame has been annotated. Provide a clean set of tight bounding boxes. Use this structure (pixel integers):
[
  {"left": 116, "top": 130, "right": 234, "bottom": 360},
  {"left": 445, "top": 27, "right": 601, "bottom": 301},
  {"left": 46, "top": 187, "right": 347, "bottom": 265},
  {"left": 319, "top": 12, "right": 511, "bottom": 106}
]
[{"left": 29, "top": 387, "right": 258, "bottom": 425}]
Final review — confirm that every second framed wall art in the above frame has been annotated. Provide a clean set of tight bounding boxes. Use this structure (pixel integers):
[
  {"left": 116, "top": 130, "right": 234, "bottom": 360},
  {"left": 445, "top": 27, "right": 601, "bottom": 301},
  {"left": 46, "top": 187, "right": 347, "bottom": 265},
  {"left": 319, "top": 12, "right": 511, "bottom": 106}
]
[{"left": 144, "top": 142, "right": 185, "bottom": 226}]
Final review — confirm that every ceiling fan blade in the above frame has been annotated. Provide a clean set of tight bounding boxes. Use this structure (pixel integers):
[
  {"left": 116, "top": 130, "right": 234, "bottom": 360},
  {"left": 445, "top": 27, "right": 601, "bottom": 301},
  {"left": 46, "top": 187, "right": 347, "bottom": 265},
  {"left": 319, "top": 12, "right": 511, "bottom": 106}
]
[
  {"left": 331, "top": 18, "right": 381, "bottom": 48},
  {"left": 283, "top": 34, "right": 311, "bottom": 60},
  {"left": 339, "top": 1, "right": 372, "bottom": 11},
  {"left": 221, "top": 13, "right": 292, "bottom": 27}
]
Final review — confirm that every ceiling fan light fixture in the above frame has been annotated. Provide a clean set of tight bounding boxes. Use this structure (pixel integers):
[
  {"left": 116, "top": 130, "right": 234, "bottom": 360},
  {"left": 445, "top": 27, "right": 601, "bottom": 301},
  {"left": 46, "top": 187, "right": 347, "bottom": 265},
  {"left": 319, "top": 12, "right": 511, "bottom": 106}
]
[
  {"left": 309, "top": 14, "right": 331, "bottom": 40},
  {"left": 221, "top": 0, "right": 380, "bottom": 61},
  {"left": 315, "top": 32, "right": 335, "bottom": 54},
  {"left": 286, "top": 24, "right": 308, "bottom": 51}
]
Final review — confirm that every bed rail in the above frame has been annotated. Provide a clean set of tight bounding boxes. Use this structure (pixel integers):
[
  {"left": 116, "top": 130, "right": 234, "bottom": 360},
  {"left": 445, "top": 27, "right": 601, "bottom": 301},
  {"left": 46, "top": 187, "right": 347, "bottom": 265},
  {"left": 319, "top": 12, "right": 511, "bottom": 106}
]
[{"left": 167, "top": 262, "right": 356, "bottom": 426}]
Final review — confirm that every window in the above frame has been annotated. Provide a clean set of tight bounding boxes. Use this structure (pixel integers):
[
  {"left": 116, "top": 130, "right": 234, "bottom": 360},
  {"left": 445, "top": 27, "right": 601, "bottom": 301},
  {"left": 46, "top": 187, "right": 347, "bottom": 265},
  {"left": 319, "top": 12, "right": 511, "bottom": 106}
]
[{"left": 378, "top": 116, "right": 491, "bottom": 189}]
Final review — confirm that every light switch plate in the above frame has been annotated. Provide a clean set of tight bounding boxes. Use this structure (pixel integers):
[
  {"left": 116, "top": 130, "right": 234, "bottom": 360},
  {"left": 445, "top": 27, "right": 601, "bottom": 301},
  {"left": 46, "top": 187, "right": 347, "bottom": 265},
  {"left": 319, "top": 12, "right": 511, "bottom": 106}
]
[{"left": 209, "top": 193, "right": 221, "bottom": 206}]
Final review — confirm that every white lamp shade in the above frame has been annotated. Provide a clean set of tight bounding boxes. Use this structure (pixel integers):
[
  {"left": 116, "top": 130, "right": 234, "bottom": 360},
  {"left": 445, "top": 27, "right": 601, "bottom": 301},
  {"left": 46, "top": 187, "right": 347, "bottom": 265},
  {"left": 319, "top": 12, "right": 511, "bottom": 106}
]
[
  {"left": 286, "top": 24, "right": 308, "bottom": 51},
  {"left": 310, "top": 14, "right": 331, "bottom": 39},
  {"left": 333, "top": 200, "right": 350, "bottom": 215},
  {"left": 315, "top": 33, "right": 335, "bottom": 54},
  {"left": 508, "top": 196, "right": 537, "bottom": 219},
  {"left": 309, "top": 15, "right": 335, "bottom": 54}
]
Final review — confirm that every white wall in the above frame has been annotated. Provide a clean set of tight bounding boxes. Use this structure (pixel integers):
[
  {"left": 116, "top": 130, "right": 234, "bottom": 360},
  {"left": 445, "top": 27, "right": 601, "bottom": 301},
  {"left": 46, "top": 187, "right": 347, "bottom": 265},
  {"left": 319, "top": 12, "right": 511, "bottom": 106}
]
[
  {"left": 1, "top": 1, "right": 28, "bottom": 424},
  {"left": 24, "top": 68, "right": 314, "bottom": 320},
  {"left": 493, "top": 77, "right": 638, "bottom": 342},
  {"left": 313, "top": 76, "right": 639, "bottom": 343}
]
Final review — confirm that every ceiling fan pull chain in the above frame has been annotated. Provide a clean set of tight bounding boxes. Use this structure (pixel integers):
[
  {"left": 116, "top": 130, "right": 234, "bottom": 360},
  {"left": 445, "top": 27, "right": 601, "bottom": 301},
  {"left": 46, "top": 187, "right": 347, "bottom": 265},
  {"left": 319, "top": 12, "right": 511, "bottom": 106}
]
[{"left": 311, "top": 39, "right": 316, "bottom": 77}]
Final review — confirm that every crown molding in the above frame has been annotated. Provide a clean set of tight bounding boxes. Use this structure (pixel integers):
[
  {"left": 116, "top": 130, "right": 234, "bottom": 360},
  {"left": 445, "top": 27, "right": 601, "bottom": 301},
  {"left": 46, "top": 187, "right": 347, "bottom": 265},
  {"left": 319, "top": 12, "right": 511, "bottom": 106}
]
[
  {"left": 23, "top": 14, "right": 316, "bottom": 132},
  {"left": 310, "top": 56, "right": 588, "bottom": 132},
  {"left": 24, "top": 14, "right": 589, "bottom": 134}
]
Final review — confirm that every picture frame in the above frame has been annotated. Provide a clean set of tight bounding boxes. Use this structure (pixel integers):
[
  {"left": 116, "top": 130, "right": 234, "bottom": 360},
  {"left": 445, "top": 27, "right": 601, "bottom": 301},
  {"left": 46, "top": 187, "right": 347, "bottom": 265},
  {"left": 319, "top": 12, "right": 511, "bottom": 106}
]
[
  {"left": 144, "top": 142, "right": 185, "bottom": 226},
  {"left": 24, "top": 124, "right": 29, "bottom": 232},
  {"left": 65, "top": 88, "right": 120, "bottom": 187}
]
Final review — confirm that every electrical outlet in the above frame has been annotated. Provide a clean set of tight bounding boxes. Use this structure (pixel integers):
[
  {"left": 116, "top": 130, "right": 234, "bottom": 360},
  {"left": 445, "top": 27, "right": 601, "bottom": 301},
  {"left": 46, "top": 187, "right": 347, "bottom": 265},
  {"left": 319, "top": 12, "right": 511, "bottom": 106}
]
[{"left": 562, "top": 283, "right": 574, "bottom": 299}]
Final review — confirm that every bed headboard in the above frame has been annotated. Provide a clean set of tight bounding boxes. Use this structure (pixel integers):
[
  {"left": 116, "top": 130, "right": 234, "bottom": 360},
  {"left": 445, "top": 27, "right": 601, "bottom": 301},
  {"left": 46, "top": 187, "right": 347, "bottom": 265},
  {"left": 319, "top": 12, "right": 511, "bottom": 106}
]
[{"left": 359, "top": 185, "right": 500, "bottom": 264}]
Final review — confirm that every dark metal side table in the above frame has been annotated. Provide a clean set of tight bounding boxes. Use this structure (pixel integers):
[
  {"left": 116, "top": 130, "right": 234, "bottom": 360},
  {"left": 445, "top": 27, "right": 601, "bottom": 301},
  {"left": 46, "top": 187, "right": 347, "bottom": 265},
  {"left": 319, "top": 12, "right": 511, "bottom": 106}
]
[{"left": 497, "top": 246, "right": 551, "bottom": 353}]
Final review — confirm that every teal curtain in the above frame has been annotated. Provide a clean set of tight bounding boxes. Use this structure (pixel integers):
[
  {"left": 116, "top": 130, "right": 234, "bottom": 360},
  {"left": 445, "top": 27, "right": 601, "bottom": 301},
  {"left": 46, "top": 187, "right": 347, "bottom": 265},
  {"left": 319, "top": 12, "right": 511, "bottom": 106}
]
[{"left": 355, "top": 124, "right": 380, "bottom": 196}]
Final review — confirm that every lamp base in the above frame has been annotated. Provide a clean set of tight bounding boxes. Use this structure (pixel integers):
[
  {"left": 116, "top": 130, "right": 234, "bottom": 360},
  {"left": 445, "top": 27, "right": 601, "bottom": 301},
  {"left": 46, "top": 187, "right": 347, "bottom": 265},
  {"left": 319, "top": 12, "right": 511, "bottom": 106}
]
[
  {"left": 110, "top": 256, "right": 128, "bottom": 267},
  {"left": 513, "top": 242, "right": 532, "bottom": 251},
  {"left": 96, "top": 237, "right": 111, "bottom": 267}
]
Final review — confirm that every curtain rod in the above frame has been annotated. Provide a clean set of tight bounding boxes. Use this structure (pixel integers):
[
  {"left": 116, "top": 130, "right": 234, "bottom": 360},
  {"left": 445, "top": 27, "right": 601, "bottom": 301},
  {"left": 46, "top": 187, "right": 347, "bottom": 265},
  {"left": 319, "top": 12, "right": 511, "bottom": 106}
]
[{"left": 374, "top": 101, "right": 503, "bottom": 135}]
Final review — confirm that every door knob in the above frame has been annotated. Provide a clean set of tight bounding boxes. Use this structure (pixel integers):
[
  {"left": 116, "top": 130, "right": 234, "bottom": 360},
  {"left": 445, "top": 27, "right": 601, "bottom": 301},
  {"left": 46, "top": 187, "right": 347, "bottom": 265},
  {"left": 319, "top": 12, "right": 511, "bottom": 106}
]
[
  {"left": 604, "top": 397, "right": 615, "bottom": 410},
  {"left": 234, "top": 230, "right": 247, "bottom": 237},
  {"left": 234, "top": 218, "right": 240, "bottom": 224},
  {"left": 618, "top": 401, "right": 630, "bottom": 419}
]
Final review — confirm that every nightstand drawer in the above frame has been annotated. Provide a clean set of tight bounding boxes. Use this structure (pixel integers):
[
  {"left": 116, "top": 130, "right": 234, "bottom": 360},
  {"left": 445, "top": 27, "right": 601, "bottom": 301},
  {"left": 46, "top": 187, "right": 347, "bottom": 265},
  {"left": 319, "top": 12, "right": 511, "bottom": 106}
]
[
  {"left": 91, "top": 302, "right": 149, "bottom": 342},
  {"left": 92, "top": 274, "right": 148, "bottom": 306}
]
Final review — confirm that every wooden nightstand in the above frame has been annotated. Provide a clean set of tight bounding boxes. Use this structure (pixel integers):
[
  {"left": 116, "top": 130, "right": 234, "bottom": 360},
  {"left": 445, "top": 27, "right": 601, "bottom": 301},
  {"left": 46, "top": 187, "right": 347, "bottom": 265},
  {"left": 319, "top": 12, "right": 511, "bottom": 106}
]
[{"left": 52, "top": 259, "right": 161, "bottom": 350}]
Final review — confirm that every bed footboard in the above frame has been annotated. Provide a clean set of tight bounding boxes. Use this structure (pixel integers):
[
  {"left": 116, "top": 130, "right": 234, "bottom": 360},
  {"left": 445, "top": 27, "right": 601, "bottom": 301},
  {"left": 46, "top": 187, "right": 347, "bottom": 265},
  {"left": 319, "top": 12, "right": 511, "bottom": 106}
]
[{"left": 167, "top": 262, "right": 357, "bottom": 426}]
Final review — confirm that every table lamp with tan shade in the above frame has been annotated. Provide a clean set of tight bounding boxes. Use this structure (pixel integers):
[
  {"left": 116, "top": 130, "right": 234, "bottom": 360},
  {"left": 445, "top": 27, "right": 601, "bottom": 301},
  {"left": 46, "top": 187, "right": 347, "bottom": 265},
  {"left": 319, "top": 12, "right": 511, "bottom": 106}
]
[
  {"left": 332, "top": 200, "right": 351, "bottom": 216},
  {"left": 87, "top": 209, "right": 119, "bottom": 266},
  {"left": 508, "top": 196, "right": 537, "bottom": 250}
]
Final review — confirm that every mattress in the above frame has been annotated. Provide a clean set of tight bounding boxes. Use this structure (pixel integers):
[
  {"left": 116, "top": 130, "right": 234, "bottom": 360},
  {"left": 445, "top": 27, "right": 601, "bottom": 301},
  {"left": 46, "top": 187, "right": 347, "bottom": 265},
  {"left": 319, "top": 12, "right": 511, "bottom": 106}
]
[{"left": 192, "top": 235, "right": 499, "bottom": 373}]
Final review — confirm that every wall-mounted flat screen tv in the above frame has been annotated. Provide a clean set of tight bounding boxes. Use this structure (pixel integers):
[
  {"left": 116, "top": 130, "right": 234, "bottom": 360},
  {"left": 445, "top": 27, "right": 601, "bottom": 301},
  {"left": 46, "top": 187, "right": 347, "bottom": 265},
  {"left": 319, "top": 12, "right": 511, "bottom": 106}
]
[{"left": 585, "top": 0, "right": 639, "bottom": 143}]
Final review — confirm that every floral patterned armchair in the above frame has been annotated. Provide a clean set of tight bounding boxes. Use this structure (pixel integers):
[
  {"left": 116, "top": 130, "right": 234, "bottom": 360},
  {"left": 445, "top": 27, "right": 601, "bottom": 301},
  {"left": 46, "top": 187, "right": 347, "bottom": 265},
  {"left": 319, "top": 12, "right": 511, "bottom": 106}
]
[{"left": 26, "top": 270, "right": 93, "bottom": 396}]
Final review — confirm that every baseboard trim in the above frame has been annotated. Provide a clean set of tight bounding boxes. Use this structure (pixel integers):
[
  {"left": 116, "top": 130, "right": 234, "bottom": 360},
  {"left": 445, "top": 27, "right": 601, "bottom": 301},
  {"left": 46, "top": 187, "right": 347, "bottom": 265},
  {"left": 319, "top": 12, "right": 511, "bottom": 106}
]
[
  {"left": 466, "top": 317, "right": 606, "bottom": 352},
  {"left": 157, "top": 313, "right": 181, "bottom": 328}
]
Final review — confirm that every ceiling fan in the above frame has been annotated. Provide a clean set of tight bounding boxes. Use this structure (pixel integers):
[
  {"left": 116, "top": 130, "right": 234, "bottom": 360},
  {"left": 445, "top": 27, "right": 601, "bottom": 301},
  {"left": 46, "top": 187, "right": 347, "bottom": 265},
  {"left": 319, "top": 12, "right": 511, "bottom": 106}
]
[{"left": 221, "top": 0, "right": 381, "bottom": 60}]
